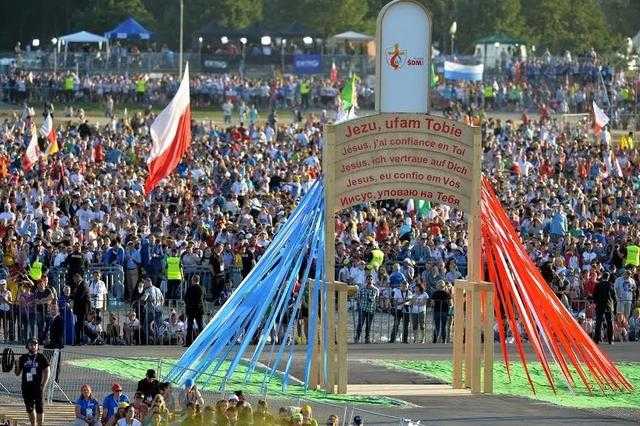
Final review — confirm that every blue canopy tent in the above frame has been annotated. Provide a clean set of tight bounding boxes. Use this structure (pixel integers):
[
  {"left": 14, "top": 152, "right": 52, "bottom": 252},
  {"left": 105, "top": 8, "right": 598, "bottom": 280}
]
[{"left": 105, "top": 17, "right": 153, "bottom": 40}]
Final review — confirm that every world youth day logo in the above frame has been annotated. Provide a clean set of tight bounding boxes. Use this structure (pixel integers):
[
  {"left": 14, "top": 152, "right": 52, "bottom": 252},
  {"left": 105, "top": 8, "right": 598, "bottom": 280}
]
[{"left": 386, "top": 44, "right": 406, "bottom": 70}]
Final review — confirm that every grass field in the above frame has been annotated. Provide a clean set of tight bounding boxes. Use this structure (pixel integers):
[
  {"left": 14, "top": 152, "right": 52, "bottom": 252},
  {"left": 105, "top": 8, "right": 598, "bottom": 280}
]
[
  {"left": 67, "top": 358, "right": 405, "bottom": 407},
  {"left": 379, "top": 360, "right": 640, "bottom": 410}
]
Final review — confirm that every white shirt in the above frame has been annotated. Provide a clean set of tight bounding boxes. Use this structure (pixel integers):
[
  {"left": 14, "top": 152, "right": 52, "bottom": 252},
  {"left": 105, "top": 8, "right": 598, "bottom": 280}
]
[
  {"left": 117, "top": 418, "right": 141, "bottom": 426},
  {"left": 392, "top": 288, "right": 413, "bottom": 311},
  {"left": 88, "top": 279, "right": 108, "bottom": 309},
  {"left": 410, "top": 292, "right": 429, "bottom": 314},
  {"left": 76, "top": 208, "right": 94, "bottom": 231},
  {"left": 0, "top": 211, "right": 16, "bottom": 222}
]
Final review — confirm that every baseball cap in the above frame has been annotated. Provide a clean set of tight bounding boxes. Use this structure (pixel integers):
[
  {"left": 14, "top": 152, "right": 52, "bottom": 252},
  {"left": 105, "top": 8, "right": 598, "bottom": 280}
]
[
  {"left": 112, "top": 382, "right": 123, "bottom": 392},
  {"left": 184, "top": 378, "right": 194, "bottom": 389},
  {"left": 353, "top": 415, "right": 363, "bottom": 425}
]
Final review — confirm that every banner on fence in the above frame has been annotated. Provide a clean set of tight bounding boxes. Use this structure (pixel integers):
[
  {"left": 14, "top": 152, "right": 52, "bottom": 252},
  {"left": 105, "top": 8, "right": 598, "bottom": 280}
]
[
  {"left": 293, "top": 54, "right": 322, "bottom": 74},
  {"left": 444, "top": 61, "right": 484, "bottom": 81}
]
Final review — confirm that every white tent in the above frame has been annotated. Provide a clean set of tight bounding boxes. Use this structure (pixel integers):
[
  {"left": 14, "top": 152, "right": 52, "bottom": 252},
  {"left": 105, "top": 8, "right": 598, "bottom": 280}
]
[
  {"left": 329, "top": 31, "right": 374, "bottom": 42},
  {"left": 57, "top": 31, "right": 109, "bottom": 54}
]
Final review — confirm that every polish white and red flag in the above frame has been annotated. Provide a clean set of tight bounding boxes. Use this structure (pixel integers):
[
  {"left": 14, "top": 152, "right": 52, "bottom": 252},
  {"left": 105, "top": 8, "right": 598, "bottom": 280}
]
[
  {"left": 22, "top": 124, "right": 40, "bottom": 171},
  {"left": 39, "top": 113, "right": 58, "bottom": 155},
  {"left": 592, "top": 101, "right": 609, "bottom": 135},
  {"left": 144, "top": 63, "right": 192, "bottom": 194}
]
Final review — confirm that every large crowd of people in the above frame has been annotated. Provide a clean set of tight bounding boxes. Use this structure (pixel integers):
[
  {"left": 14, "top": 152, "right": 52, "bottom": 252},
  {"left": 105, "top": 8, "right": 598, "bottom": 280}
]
[{"left": 0, "top": 51, "right": 638, "bottom": 355}]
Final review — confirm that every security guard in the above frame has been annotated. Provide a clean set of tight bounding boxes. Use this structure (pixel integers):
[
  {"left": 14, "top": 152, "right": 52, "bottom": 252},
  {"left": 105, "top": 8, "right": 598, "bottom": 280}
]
[
  {"left": 165, "top": 249, "right": 183, "bottom": 300},
  {"left": 625, "top": 243, "right": 640, "bottom": 267},
  {"left": 483, "top": 82, "right": 494, "bottom": 109},
  {"left": 29, "top": 259, "right": 43, "bottom": 281},
  {"left": 64, "top": 73, "right": 75, "bottom": 102},
  {"left": 300, "top": 79, "right": 311, "bottom": 110},
  {"left": 367, "top": 241, "right": 385, "bottom": 272},
  {"left": 135, "top": 75, "right": 147, "bottom": 103}
]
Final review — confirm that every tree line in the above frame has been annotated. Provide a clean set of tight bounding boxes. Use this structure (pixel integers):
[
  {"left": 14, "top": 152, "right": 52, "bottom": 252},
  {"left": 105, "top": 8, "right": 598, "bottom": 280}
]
[{"left": 0, "top": 0, "right": 637, "bottom": 55}]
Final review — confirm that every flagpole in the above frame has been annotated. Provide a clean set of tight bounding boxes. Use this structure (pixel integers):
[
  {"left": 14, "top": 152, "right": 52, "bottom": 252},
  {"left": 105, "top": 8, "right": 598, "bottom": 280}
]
[{"left": 179, "top": 0, "right": 184, "bottom": 77}]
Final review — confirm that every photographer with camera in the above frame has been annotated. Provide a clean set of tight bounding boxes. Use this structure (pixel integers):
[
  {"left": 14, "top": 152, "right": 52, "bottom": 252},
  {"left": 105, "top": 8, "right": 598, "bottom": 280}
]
[{"left": 14, "top": 337, "right": 50, "bottom": 426}]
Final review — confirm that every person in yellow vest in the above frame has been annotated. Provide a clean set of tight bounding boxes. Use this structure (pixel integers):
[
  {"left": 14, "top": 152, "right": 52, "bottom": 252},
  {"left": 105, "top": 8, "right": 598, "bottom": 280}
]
[
  {"left": 300, "top": 80, "right": 311, "bottom": 110},
  {"left": 166, "top": 249, "right": 183, "bottom": 301},
  {"left": 625, "top": 243, "right": 640, "bottom": 267},
  {"left": 135, "top": 75, "right": 147, "bottom": 103},
  {"left": 483, "top": 83, "right": 494, "bottom": 110},
  {"left": 64, "top": 72, "right": 75, "bottom": 102},
  {"left": 29, "top": 259, "right": 43, "bottom": 282},
  {"left": 367, "top": 241, "right": 385, "bottom": 272},
  {"left": 619, "top": 132, "right": 634, "bottom": 151}
]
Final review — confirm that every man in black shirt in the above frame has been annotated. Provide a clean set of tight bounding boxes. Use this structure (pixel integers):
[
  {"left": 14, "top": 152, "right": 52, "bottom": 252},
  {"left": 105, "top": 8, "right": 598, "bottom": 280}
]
[
  {"left": 72, "top": 273, "right": 90, "bottom": 345},
  {"left": 430, "top": 281, "right": 452, "bottom": 343},
  {"left": 64, "top": 243, "right": 86, "bottom": 292},
  {"left": 33, "top": 278, "right": 53, "bottom": 343},
  {"left": 15, "top": 337, "right": 50, "bottom": 426},
  {"left": 184, "top": 275, "right": 204, "bottom": 346},
  {"left": 136, "top": 369, "right": 159, "bottom": 404},
  {"left": 209, "top": 243, "right": 226, "bottom": 304},
  {"left": 593, "top": 272, "right": 617, "bottom": 345}
]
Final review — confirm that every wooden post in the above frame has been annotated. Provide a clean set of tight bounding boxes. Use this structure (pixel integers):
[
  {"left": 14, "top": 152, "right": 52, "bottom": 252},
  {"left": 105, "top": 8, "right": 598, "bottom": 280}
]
[
  {"left": 308, "top": 280, "right": 321, "bottom": 390},
  {"left": 452, "top": 284, "right": 465, "bottom": 389},
  {"left": 321, "top": 124, "right": 337, "bottom": 392},
  {"left": 467, "top": 128, "right": 483, "bottom": 283},
  {"left": 482, "top": 283, "right": 494, "bottom": 394},
  {"left": 470, "top": 286, "right": 482, "bottom": 393},
  {"left": 325, "top": 286, "right": 336, "bottom": 393},
  {"left": 337, "top": 289, "right": 348, "bottom": 393},
  {"left": 464, "top": 287, "right": 472, "bottom": 387}
]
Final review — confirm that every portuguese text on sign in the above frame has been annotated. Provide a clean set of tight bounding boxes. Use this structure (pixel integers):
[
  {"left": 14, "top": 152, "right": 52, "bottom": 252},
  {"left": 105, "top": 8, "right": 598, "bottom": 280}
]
[{"left": 328, "top": 113, "right": 478, "bottom": 212}]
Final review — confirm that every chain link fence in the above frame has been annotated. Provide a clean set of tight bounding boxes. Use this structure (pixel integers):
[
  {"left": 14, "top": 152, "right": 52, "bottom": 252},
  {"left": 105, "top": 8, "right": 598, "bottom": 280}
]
[{"left": 0, "top": 346, "right": 411, "bottom": 425}]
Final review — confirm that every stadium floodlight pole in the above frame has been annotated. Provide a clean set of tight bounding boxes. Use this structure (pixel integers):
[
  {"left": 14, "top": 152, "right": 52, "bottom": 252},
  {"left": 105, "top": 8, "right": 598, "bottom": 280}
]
[{"left": 179, "top": 0, "right": 184, "bottom": 77}]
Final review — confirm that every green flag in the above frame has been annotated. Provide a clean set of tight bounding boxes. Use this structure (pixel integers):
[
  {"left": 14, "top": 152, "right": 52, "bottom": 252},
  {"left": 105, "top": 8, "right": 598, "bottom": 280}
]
[
  {"left": 341, "top": 74, "right": 359, "bottom": 110},
  {"left": 416, "top": 199, "right": 431, "bottom": 219},
  {"left": 430, "top": 63, "right": 439, "bottom": 88}
]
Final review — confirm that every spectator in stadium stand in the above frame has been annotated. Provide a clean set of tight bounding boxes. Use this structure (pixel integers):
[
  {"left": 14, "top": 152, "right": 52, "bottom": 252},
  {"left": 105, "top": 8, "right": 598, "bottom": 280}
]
[
  {"left": 430, "top": 281, "right": 452, "bottom": 343},
  {"left": 137, "top": 369, "right": 160, "bottom": 403},
  {"left": 124, "top": 240, "right": 142, "bottom": 301},
  {"left": 593, "top": 272, "right": 617, "bottom": 345},
  {"left": 32, "top": 276, "right": 53, "bottom": 342},
  {"left": 355, "top": 274, "right": 378, "bottom": 344},
  {"left": 0, "top": 279, "right": 13, "bottom": 341},
  {"left": 614, "top": 269, "right": 636, "bottom": 319},
  {"left": 390, "top": 281, "right": 412, "bottom": 344},
  {"left": 45, "top": 304, "right": 64, "bottom": 349},
  {"left": 116, "top": 405, "right": 141, "bottom": 426},
  {"left": 64, "top": 243, "right": 87, "bottom": 292},
  {"left": 628, "top": 308, "right": 640, "bottom": 341},
  {"left": 179, "top": 378, "right": 204, "bottom": 410},
  {"left": 130, "top": 392, "right": 148, "bottom": 422},
  {"left": 141, "top": 277, "right": 164, "bottom": 342},
  {"left": 71, "top": 273, "right": 90, "bottom": 345},
  {"left": 184, "top": 274, "right": 205, "bottom": 346},
  {"left": 74, "top": 384, "right": 101, "bottom": 426},
  {"left": 210, "top": 242, "right": 227, "bottom": 304},
  {"left": 88, "top": 270, "right": 108, "bottom": 314},
  {"left": 410, "top": 283, "right": 429, "bottom": 343},
  {"left": 102, "top": 382, "right": 130, "bottom": 424},
  {"left": 158, "top": 382, "right": 177, "bottom": 412},
  {"left": 15, "top": 337, "right": 50, "bottom": 426}
]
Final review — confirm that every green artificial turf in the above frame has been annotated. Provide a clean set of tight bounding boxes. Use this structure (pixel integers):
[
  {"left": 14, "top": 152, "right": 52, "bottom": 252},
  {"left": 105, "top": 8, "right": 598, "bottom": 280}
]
[
  {"left": 379, "top": 359, "right": 640, "bottom": 409},
  {"left": 67, "top": 358, "right": 405, "bottom": 407}
]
